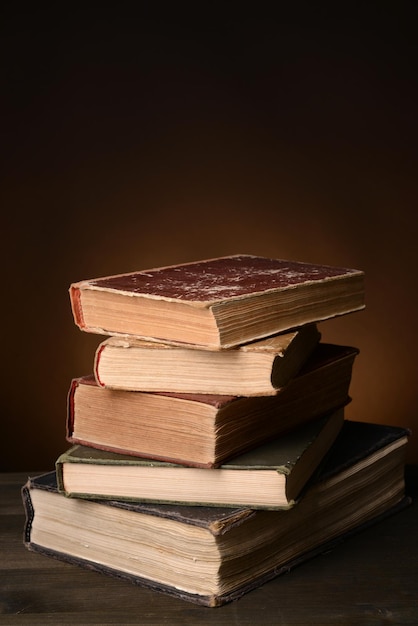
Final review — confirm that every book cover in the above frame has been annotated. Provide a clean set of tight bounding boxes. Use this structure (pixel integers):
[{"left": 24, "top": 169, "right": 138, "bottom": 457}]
[
  {"left": 69, "top": 254, "right": 365, "bottom": 348},
  {"left": 22, "top": 421, "right": 410, "bottom": 607},
  {"left": 56, "top": 408, "right": 344, "bottom": 509},
  {"left": 93, "top": 324, "right": 321, "bottom": 395},
  {"left": 67, "top": 343, "right": 359, "bottom": 467}
]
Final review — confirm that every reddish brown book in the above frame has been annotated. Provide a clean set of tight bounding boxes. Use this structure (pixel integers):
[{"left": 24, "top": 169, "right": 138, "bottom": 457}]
[
  {"left": 69, "top": 254, "right": 365, "bottom": 348},
  {"left": 67, "top": 343, "right": 358, "bottom": 468}
]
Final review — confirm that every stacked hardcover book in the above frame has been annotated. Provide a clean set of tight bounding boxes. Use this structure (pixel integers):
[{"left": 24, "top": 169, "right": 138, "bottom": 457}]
[{"left": 22, "top": 254, "right": 410, "bottom": 607}]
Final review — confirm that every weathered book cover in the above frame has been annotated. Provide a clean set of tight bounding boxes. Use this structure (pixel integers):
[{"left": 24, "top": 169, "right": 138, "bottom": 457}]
[
  {"left": 22, "top": 421, "right": 410, "bottom": 607},
  {"left": 56, "top": 408, "right": 344, "bottom": 508},
  {"left": 69, "top": 254, "right": 365, "bottom": 348}
]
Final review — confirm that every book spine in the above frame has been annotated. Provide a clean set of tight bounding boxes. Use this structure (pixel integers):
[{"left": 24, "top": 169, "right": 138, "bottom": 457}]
[
  {"left": 69, "top": 286, "right": 85, "bottom": 330},
  {"left": 66, "top": 378, "right": 80, "bottom": 440},
  {"left": 93, "top": 344, "right": 106, "bottom": 387},
  {"left": 21, "top": 481, "right": 33, "bottom": 545}
]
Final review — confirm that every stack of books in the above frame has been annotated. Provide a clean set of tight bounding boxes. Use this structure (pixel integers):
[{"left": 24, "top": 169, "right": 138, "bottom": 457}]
[{"left": 22, "top": 254, "right": 410, "bottom": 608}]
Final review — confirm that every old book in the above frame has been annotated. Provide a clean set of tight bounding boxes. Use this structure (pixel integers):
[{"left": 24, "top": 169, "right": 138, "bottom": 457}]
[
  {"left": 93, "top": 324, "right": 321, "bottom": 395},
  {"left": 69, "top": 254, "right": 365, "bottom": 348},
  {"left": 68, "top": 343, "right": 358, "bottom": 467},
  {"left": 56, "top": 408, "right": 344, "bottom": 509},
  {"left": 22, "top": 421, "right": 410, "bottom": 607}
]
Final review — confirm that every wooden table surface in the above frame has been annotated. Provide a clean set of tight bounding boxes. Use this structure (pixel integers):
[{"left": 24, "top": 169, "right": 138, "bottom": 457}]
[{"left": 2, "top": 469, "right": 418, "bottom": 625}]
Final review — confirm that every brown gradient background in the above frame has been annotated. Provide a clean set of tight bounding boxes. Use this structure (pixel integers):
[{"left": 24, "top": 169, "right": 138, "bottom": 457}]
[{"left": 2, "top": 7, "right": 417, "bottom": 470}]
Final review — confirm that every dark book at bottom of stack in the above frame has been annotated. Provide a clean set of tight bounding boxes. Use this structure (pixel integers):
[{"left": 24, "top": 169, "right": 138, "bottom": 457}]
[{"left": 23, "top": 420, "right": 410, "bottom": 607}]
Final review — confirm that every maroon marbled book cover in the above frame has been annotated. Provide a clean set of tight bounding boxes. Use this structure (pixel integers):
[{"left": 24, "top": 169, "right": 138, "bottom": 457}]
[
  {"left": 69, "top": 254, "right": 365, "bottom": 348},
  {"left": 80, "top": 254, "right": 363, "bottom": 302}
]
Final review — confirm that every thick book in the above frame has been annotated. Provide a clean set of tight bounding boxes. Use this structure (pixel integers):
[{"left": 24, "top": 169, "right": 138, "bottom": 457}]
[
  {"left": 22, "top": 421, "right": 410, "bottom": 608},
  {"left": 67, "top": 343, "right": 358, "bottom": 467},
  {"left": 56, "top": 408, "right": 344, "bottom": 509},
  {"left": 69, "top": 254, "right": 365, "bottom": 348},
  {"left": 93, "top": 324, "right": 321, "bottom": 395}
]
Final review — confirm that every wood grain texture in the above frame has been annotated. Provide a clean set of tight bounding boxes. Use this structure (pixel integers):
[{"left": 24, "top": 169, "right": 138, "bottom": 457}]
[{"left": 1, "top": 470, "right": 417, "bottom": 625}]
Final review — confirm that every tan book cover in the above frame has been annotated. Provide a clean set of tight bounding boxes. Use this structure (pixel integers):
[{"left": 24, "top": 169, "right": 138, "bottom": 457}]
[{"left": 93, "top": 324, "right": 321, "bottom": 395}]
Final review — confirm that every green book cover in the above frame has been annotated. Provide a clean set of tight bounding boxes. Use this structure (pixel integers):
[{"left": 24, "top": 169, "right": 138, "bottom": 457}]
[{"left": 56, "top": 408, "right": 344, "bottom": 509}]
